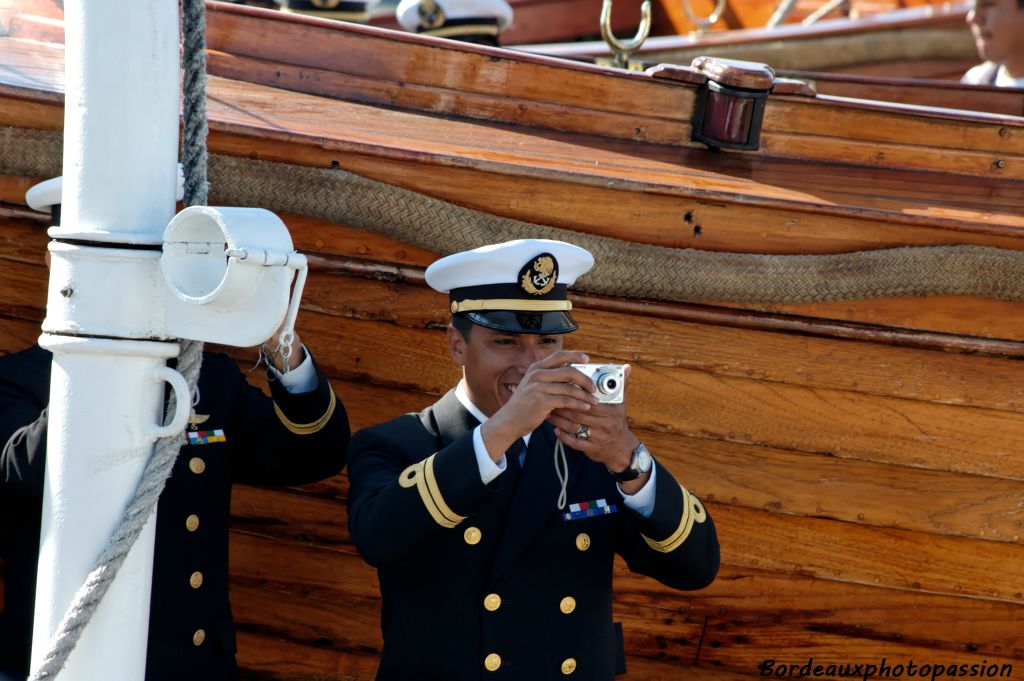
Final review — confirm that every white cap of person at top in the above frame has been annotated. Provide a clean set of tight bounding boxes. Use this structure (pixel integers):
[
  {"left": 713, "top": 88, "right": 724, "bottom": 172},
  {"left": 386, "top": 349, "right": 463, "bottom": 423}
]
[
  {"left": 425, "top": 239, "right": 594, "bottom": 334},
  {"left": 396, "top": 0, "right": 514, "bottom": 45}
]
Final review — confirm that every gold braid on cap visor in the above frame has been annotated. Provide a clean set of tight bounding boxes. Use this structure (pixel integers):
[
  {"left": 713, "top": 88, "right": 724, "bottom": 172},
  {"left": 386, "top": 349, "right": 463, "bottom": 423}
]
[
  {"left": 450, "top": 299, "right": 573, "bottom": 314},
  {"left": 423, "top": 23, "right": 500, "bottom": 37}
]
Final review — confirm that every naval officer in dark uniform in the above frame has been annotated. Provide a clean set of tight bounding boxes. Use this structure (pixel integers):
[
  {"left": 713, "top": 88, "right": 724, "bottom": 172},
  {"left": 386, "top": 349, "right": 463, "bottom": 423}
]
[
  {"left": 347, "top": 239, "right": 719, "bottom": 680},
  {"left": 0, "top": 326, "right": 350, "bottom": 680}
]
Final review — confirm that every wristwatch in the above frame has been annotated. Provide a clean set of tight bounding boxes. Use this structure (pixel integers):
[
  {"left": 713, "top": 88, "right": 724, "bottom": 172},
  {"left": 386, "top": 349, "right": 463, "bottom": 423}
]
[{"left": 609, "top": 443, "right": 653, "bottom": 482}]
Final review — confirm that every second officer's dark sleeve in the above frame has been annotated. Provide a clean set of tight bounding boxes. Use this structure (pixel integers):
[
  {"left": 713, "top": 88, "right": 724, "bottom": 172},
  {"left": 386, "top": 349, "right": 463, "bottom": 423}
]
[
  {"left": 213, "top": 352, "right": 351, "bottom": 486},
  {"left": 614, "top": 460, "right": 720, "bottom": 591},
  {"left": 0, "top": 346, "right": 51, "bottom": 502}
]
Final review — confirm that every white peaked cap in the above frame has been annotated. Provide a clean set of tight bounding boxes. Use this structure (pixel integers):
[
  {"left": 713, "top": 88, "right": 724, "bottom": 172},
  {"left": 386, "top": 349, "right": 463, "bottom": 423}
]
[
  {"left": 426, "top": 239, "right": 594, "bottom": 334},
  {"left": 426, "top": 239, "right": 593, "bottom": 293},
  {"left": 396, "top": 0, "right": 514, "bottom": 32}
]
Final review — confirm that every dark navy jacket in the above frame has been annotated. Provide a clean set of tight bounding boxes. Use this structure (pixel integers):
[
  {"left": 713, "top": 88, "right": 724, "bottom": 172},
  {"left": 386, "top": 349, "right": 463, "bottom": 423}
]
[
  {"left": 0, "top": 344, "right": 350, "bottom": 681},
  {"left": 347, "top": 389, "right": 719, "bottom": 681}
]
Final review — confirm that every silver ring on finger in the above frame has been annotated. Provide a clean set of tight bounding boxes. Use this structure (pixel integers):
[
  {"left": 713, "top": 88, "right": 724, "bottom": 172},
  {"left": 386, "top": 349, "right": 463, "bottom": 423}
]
[{"left": 575, "top": 424, "right": 590, "bottom": 441}]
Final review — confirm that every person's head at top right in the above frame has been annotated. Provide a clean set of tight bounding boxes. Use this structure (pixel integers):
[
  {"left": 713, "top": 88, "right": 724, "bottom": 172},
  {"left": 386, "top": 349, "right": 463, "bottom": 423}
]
[{"left": 964, "top": 0, "right": 1024, "bottom": 84}]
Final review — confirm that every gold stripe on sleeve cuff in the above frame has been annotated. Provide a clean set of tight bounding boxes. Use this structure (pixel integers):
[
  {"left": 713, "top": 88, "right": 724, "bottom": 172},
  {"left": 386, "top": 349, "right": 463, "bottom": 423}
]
[
  {"left": 398, "top": 454, "right": 467, "bottom": 529},
  {"left": 642, "top": 485, "right": 708, "bottom": 554},
  {"left": 274, "top": 388, "right": 337, "bottom": 435}
]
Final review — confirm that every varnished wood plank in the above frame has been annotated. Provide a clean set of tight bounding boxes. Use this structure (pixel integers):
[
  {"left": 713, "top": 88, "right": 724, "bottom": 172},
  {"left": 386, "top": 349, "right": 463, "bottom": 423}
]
[
  {"left": 783, "top": 72, "right": 1024, "bottom": 117},
  {"left": 773, "top": 91, "right": 1024, "bottom": 155},
  {"left": 8, "top": 35, "right": 1024, "bottom": 233},
  {"left": 731, "top": 296, "right": 1024, "bottom": 342},
  {"left": 277, "top": 230, "right": 1024, "bottom": 346},
  {"left": 211, "top": 137, "right": 1024, "bottom": 252},
  {"left": 534, "top": 26, "right": 974, "bottom": 76},
  {"left": 281, "top": 214, "right": 439, "bottom": 268},
  {"left": 236, "top": 630, "right": 379, "bottom": 681},
  {"left": 275, "top": 312, "right": 1024, "bottom": 480},
  {"left": 715, "top": 503, "right": 1024, "bottom": 603},
  {"left": 228, "top": 501, "right": 1024, "bottom": 679},
  {"left": 0, "top": 175, "right": 46, "bottom": 206},
  {"left": 235, "top": 629, "right": 713, "bottom": 681},
  {"left": 670, "top": 565, "right": 1024, "bottom": 658},
  {"left": 202, "top": 78, "right": 1024, "bottom": 220},
  {"left": 204, "top": 6, "right": 676, "bottom": 117},
  {"left": 235, "top": 406, "right": 1024, "bottom": 547},
  {"left": 206, "top": 50, "right": 691, "bottom": 146},
  {"left": 0, "top": 316, "right": 43, "bottom": 351},
  {"left": 238, "top": 394, "right": 1024, "bottom": 548},
  {"left": 674, "top": 434, "right": 1024, "bottom": 545},
  {"left": 12, "top": 208, "right": 1024, "bottom": 355},
  {"left": 231, "top": 488, "right": 1024, "bottom": 661},
  {"left": 4, "top": 15, "right": 63, "bottom": 45},
  {"left": 290, "top": 268, "right": 1024, "bottom": 413},
  {"left": 827, "top": 58, "right": 976, "bottom": 79},
  {"left": 9, "top": 232, "right": 1024, "bottom": 463},
  {"left": 0, "top": 38, "right": 65, "bottom": 96},
  {"left": 231, "top": 582, "right": 383, "bottom": 652},
  {"left": 699, "top": 623, "right": 1021, "bottom": 677},
  {"left": 7, "top": 40, "right": 1024, "bottom": 245}
]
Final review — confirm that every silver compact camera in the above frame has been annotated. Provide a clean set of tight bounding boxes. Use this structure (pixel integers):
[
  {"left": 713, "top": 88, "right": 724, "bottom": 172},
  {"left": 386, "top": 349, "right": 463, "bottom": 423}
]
[{"left": 571, "top": 363, "right": 625, "bottom": 404}]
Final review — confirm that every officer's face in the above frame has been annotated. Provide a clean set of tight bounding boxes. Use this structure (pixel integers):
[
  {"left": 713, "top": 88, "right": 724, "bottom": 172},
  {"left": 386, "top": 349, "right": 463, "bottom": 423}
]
[
  {"left": 968, "top": 0, "right": 1024, "bottom": 65},
  {"left": 449, "top": 325, "right": 564, "bottom": 417}
]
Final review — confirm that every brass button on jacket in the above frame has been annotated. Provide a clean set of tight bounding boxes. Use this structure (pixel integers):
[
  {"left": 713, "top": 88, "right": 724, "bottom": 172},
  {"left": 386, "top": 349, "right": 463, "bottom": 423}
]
[
  {"left": 185, "top": 514, "right": 200, "bottom": 532},
  {"left": 561, "top": 658, "right": 577, "bottom": 675},
  {"left": 188, "top": 457, "right": 206, "bottom": 474},
  {"left": 464, "top": 526, "right": 482, "bottom": 545},
  {"left": 575, "top": 533, "right": 590, "bottom": 551},
  {"left": 189, "top": 571, "right": 204, "bottom": 589},
  {"left": 192, "top": 629, "right": 206, "bottom": 646},
  {"left": 484, "top": 593, "right": 502, "bottom": 611},
  {"left": 484, "top": 653, "right": 502, "bottom": 672},
  {"left": 559, "top": 596, "right": 576, "bottom": 614}
]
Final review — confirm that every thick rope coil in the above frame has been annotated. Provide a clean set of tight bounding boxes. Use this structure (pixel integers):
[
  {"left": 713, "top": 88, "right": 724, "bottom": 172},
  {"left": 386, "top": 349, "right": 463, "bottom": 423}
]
[
  {"left": 26, "top": 1, "right": 209, "bottom": 677},
  {"left": 182, "top": 0, "right": 209, "bottom": 207},
  {"left": 204, "top": 155, "right": 1024, "bottom": 304},
  {"left": 4, "top": 126, "right": 1024, "bottom": 304}
]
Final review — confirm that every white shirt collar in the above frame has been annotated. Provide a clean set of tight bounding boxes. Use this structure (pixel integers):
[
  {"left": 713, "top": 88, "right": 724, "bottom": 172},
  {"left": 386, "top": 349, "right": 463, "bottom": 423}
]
[
  {"left": 455, "top": 379, "right": 532, "bottom": 446},
  {"left": 996, "top": 66, "right": 1024, "bottom": 88}
]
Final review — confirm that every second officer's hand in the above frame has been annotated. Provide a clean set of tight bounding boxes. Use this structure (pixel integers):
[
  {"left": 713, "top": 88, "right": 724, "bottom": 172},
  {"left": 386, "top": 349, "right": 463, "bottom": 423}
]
[
  {"left": 548, "top": 364, "right": 640, "bottom": 472},
  {"left": 481, "top": 350, "right": 599, "bottom": 461}
]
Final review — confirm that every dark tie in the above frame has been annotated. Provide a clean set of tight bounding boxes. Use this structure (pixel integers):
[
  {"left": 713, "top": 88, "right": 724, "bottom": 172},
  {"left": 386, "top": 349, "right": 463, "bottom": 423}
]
[{"left": 495, "top": 438, "right": 526, "bottom": 512}]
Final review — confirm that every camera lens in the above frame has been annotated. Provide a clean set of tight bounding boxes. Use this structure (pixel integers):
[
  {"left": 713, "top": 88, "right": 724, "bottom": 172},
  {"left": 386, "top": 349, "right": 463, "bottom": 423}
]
[{"left": 596, "top": 373, "right": 618, "bottom": 395}]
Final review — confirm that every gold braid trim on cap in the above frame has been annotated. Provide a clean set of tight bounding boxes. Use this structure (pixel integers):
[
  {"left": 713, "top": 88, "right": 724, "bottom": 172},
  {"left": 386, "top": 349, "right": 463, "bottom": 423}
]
[
  {"left": 451, "top": 299, "right": 572, "bottom": 313},
  {"left": 399, "top": 454, "right": 467, "bottom": 528},
  {"left": 273, "top": 388, "right": 337, "bottom": 435},
  {"left": 424, "top": 23, "right": 500, "bottom": 37},
  {"left": 642, "top": 485, "right": 707, "bottom": 553},
  {"left": 280, "top": 7, "right": 372, "bottom": 20}
]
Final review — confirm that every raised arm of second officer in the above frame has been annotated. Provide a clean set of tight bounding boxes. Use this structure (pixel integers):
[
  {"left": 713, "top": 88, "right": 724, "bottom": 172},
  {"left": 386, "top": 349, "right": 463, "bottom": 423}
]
[{"left": 0, "top": 291, "right": 350, "bottom": 681}]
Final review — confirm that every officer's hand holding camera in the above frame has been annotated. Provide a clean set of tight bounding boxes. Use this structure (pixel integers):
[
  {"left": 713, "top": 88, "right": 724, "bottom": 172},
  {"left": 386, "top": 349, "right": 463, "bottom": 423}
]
[
  {"left": 548, "top": 364, "right": 649, "bottom": 493},
  {"left": 480, "top": 350, "right": 598, "bottom": 461}
]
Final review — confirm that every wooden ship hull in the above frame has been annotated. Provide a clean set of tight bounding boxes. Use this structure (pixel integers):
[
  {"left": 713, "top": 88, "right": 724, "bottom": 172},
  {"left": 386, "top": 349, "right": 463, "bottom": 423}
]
[
  {"left": 3, "top": 3, "right": 1024, "bottom": 680},
  {"left": 368, "top": 0, "right": 957, "bottom": 46},
  {"left": 524, "top": 4, "right": 977, "bottom": 79}
]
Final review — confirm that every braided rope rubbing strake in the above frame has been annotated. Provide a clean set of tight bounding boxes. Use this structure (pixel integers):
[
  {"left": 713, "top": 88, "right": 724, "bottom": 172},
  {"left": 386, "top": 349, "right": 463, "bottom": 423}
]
[
  {"left": 206, "top": 154, "right": 1024, "bottom": 304},
  {"left": 4, "top": 126, "right": 1024, "bottom": 304}
]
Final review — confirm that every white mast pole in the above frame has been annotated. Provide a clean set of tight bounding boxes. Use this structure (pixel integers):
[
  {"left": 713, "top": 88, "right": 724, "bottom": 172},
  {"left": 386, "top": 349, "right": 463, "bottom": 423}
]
[{"left": 31, "top": 1, "right": 181, "bottom": 679}]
